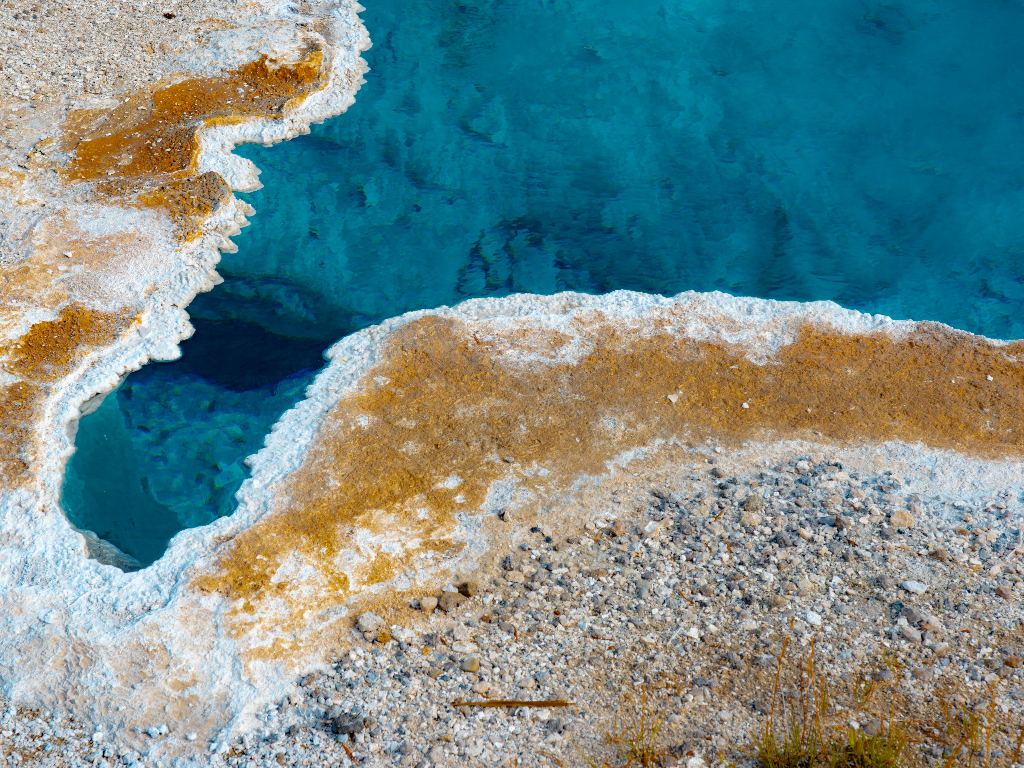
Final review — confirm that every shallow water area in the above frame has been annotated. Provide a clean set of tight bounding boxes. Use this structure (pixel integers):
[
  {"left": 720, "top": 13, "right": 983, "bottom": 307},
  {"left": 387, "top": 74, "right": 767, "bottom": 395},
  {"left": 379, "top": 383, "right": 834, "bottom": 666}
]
[
  {"left": 66, "top": 0, "right": 1024, "bottom": 564},
  {"left": 62, "top": 277, "right": 349, "bottom": 565}
]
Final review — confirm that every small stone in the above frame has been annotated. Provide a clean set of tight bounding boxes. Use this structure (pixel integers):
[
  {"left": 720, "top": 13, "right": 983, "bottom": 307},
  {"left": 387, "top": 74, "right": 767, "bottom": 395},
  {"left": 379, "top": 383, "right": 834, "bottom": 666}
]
[
  {"left": 461, "top": 657, "right": 480, "bottom": 673},
  {"left": 743, "top": 494, "right": 764, "bottom": 512},
  {"left": 357, "top": 612, "right": 385, "bottom": 634},
  {"left": 438, "top": 592, "right": 466, "bottom": 613},
  {"left": 806, "top": 611, "right": 822, "bottom": 627},
  {"left": 902, "top": 606, "right": 925, "bottom": 625},
  {"left": 517, "top": 676, "right": 537, "bottom": 689},
  {"left": 913, "top": 667, "right": 934, "bottom": 682},
  {"left": 1004, "top": 656, "right": 1022, "bottom": 668},
  {"left": 505, "top": 571, "right": 526, "bottom": 584},
  {"left": 419, "top": 596, "right": 438, "bottom": 612},
  {"left": 890, "top": 509, "right": 914, "bottom": 528},
  {"left": 427, "top": 745, "right": 444, "bottom": 763},
  {"left": 862, "top": 718, "right": 883, "bottom": 736},
  {"left": 375, "top": 630, "right": 392, "bottom": 644},
  {"left": 740, "top": 509, "right": 762, "bottom": 527},
  {"left": 332, "top": 716, "right": 365, "bottom": 735},
  {"left": 185, "top": 733, "right": 197, "bottom": 742},
  {"left": 458, "top": 581, "right": 478, "bottom": 598},
  {"left": 996, "top": 585, "right": 1013, "bottom": 600},
  {"left": 475, "top": 679, "right": 496, "bottom": 696},
  {"left": 901, "top": 580, "right": 928, "bottom": 595},
  {"left": 898, "top": 623, "right": 922, "bottom": 643}
]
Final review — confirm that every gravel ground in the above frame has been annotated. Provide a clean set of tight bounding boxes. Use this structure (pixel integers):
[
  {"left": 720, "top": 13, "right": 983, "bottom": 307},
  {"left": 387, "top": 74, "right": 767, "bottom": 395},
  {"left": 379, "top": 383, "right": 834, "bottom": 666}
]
[
  {"left": 4, "top": 447, "right": 1021, "bottom": 768},
  {"left": 0, "top": 0, "right": 314, "bottom": 105}
]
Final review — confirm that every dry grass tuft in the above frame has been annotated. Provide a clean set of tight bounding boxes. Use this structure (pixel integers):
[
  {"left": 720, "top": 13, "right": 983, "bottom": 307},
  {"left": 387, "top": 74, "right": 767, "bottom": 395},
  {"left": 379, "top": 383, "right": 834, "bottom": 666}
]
[
  {"left": 745, "top": 629, "right": 1023, "bottom": 768},
  {"left": 577, "top": 685, "right": 673, "bottom": 768}
]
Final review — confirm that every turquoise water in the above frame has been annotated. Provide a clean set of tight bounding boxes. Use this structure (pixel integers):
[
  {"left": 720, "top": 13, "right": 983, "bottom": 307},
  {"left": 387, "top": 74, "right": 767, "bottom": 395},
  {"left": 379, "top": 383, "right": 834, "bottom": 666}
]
[{"left": 65, "top": 0, "right": 1024, "bottom": 565}]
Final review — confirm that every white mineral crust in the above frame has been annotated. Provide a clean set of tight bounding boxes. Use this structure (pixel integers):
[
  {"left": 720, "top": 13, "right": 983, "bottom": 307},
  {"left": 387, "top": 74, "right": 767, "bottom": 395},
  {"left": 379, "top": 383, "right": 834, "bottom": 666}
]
[{"left": 2, "top": 285, "right": 1024, "bottom": 759}]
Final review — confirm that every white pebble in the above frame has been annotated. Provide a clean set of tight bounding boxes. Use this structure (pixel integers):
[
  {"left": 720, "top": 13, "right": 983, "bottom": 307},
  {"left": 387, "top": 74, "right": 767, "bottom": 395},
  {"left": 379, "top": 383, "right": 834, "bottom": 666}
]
[{"left": 901, "top": 580, "right": 928, "bottom": 595}]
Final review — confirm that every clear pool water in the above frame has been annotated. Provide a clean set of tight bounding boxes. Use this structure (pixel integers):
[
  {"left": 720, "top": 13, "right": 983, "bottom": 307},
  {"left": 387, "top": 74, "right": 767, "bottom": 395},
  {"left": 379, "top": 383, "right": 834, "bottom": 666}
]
[{"left": 65, "top": 0, "right": 1024, "bottom": 565}]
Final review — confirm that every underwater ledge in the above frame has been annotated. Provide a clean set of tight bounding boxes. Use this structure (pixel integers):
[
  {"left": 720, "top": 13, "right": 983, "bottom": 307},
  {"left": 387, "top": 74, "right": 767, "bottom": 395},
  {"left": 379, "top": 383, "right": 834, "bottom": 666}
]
[{"left": 3, "top": 289, "right": 1024, "bottom": 759}]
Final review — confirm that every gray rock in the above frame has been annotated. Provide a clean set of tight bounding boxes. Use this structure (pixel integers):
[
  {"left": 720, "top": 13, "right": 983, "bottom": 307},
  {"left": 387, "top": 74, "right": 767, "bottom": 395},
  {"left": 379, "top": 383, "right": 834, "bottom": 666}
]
[
  {"left": 357, "top": 612, "right": 385, "bottom": 634},
  {"left": 902, "top": 606, "right": 925, "bottom": 625},
  {"left": 438, "top": 592, "right": 466, "bottom": 613},
  {"left": 898, "top": 622, "right": 922, "bottom": 643},
  {"left": 331, "top": 716, "right": 365, "bottom": 735},
  {"left": 901, "top": 580, "right": 928, "bottom": 595},
  {"left": 743, "top": 494, "right": 764, "bottom": 512},
  {"left": 862, "top": 718, "right": 883, "bottom": 736}
]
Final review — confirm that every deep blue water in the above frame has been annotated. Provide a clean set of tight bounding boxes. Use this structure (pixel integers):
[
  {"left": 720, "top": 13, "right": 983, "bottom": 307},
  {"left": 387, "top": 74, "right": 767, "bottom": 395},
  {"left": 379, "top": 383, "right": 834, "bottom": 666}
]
[{"left": 65, "top": 0, "right": 1024, "bottom": 565}]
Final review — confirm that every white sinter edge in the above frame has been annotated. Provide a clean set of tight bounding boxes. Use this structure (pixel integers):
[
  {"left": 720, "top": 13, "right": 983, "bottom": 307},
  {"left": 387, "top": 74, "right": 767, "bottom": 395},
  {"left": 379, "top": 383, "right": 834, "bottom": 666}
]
[
  {"left": 0, "top": 0, "right": 371, "bottom": 751},
  {"left": 3, "top": 26, "right": 1022, "bottom": 754}
]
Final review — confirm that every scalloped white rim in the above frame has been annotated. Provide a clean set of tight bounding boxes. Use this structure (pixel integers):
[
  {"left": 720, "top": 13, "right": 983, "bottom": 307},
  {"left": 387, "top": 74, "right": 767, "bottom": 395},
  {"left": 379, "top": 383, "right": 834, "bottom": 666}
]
[{"left": 2, "top": 5, "right": 1022, "bottom": 753}]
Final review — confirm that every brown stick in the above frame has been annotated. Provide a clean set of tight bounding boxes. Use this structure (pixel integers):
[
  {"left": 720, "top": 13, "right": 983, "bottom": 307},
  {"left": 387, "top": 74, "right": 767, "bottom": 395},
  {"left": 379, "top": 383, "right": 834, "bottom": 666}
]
[{"left": 453, "top": 699, "right": 574, "bottom": 708}]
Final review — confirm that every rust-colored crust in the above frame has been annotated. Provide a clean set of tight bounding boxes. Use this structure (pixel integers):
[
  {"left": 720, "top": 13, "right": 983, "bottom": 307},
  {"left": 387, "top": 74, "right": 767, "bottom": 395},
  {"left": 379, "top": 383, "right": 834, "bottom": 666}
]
[
  {"left": 55, "top": 48, "right": 324, "bottom": 238},
  {"left": 195, "top": 313, "right": 1024, "bottom": 662},
  {"left": 134, "top": 172, "right": 232, "bottom": 240},
  {"left": 0, "top": 45, "right": 327, "bottom": 490},
  {"left": 62, "top": 49, "right": 325, "bottom": 183},
  {"left": 1, "top": 304, "right": 138, "bottom": 383},
  {"left": 0, "top": 305, "right": 137, "bottom": 489},
  {"left": 0, "top": 381, "right": 44, "bottom": 486}
]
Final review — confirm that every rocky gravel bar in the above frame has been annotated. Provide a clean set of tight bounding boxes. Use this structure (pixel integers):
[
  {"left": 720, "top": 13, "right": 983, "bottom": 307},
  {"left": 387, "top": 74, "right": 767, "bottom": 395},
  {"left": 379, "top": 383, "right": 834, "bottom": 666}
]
[{"left": 3, "top": 446, "right": 1022, "bottom": 768}]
